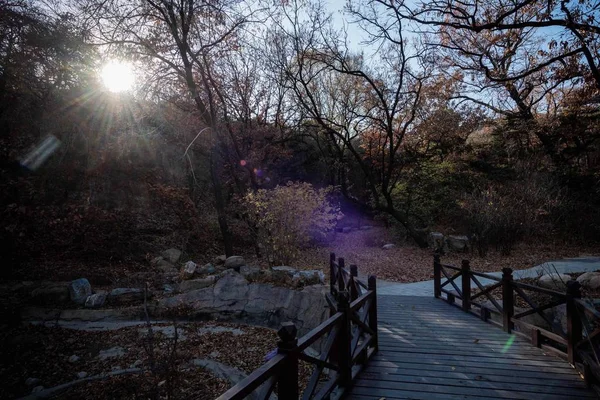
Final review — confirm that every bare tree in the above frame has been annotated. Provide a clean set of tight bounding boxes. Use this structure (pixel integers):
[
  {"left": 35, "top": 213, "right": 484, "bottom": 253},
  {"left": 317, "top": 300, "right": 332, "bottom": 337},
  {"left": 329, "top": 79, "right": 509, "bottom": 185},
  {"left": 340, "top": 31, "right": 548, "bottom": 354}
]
[
  {"left": 396, "top": 0, "right": 600, "bottom": 89},
  {"left": 75, "top": 0, "right": 270, "bottom": 256},
  {"left": 268, "top": 0, "right": 435, "bottom": 246}
]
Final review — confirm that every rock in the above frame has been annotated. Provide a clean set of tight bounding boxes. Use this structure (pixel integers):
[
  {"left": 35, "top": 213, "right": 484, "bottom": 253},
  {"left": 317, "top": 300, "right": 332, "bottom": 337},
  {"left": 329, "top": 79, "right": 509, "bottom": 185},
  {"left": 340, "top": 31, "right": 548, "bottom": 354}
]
[
  {"left": 214, "top": 255, "right": 227, "bottom": 265},
  {"left": 25, "top": 377, "right": 41, "bottom": 386},
  {"left": 181, "top": 261, "right": 197, "bottom": 280},
  {"left": 224, "top": 256, "right": 245, "bottom": 271},
  {"left": 153, "top": 257, "right": 177, "bottom": 272},
  {"left": 32, "top": 386, "right": 45, "bottom": 394},
  {"left": 69, "top": 278, "right": 92, "bottom": 305},
  {"left": 68, "top": 355, "right": 80, "bottom": 363},
  {"left": 108, "top": 288, "right": 144, "bottom": 305},
  {"left": 428, "top": 232, "right": 446, "bottom": 252},
  {"left": 292, "top": 270, "right": 326, "bottom": 286},
  {"left": 342, "top": 227, "right": 352, "bottom": 233},
  {"left": 158, "top": 278, "right": 329, "bottom": 341},
  {"left": 31, "top": 283, "right": 70, "bottom": 305},
  {"left": 551, "top": 304, "right": 568, "bottom": 336},
  {"left": 271, "top": 266, "right": 296, "bottom": 283},
  {"left": 272, "top": 266, "right": 296, "bottom": 274},
  {"left": 198, "top": 263, "right": 216, "bottom": 275},
  {"left": 445, "top": 235, "right": 470, "bottom": 252},
  {"left": 214, "top": 271, "right": 249, "bottom": 301},
  {"left": 577, "top": 272, "right": 600, "bottom": 290},
  {"left": 240, "top": 265, "right": 261, "bottom": 280},
  {"left": 178, "top": 276, "right": 216, "bottom": 292},
  {"left": 382, "top": 244, "right": 395, "bottom": 250},
  {"left": 163, "top": 284, "right": 175, "bottom": 294},
  {"left": 151, "top": 256, "right": 164, "bottom": 266},
  {"left": 162, "top": 248, "right": 182, "bottom": 264},
  {"left": 538, "top": 273, "right": 572, "bottom": 291},
  {"left": 76, "top": 371, "right": 88, "bottom": 379},
  {"left": 85, "top": 292, "right": 107, "bottom": 308},
  {"left": 98, "top": 346, "right": 125, "bottom": 360}
]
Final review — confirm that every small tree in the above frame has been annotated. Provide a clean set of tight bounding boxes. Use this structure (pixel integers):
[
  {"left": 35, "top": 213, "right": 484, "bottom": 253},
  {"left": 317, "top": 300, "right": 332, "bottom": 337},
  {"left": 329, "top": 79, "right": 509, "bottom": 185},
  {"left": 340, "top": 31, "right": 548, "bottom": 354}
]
[{"left": 243, "top": 182, "right": 342, "bottom": 265}]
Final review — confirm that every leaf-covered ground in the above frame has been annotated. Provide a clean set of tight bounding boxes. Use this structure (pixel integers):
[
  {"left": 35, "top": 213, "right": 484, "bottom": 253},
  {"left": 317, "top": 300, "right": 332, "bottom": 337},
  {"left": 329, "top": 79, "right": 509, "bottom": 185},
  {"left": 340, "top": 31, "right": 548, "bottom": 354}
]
[
  {"left": 0, "top": 321, "right": 277, "bottom": 399},
  {"left": 286, "top": 227, "right": 599, "bottom": 283}
]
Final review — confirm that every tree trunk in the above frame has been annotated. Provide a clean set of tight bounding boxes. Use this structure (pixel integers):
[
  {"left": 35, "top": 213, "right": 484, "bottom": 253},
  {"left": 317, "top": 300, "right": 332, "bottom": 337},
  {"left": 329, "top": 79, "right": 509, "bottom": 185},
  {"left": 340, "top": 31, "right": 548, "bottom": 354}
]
[
  {"left": 387, "top": 208, "right": 428, "bottom": 248},
  {"left": 209, "top": 136, "right": 234, "bottom": 257}
]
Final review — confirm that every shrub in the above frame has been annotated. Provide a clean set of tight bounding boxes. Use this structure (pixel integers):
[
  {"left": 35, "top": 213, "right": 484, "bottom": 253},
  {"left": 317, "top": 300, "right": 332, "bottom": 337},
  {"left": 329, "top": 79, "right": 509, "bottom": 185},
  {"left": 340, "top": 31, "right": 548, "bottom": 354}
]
[
  {"left": 242, "top": 182, "right": 342, "bottom": 265},
  {"left": 461, "top": 172, "right": 565, "bottom": 256}
]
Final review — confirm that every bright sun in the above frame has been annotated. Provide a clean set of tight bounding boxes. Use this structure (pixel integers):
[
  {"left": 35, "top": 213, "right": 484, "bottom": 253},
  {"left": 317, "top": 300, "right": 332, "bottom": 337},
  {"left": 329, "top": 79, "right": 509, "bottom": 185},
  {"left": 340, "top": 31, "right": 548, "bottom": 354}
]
[{"left": 101, "top": 60, "right": 135, "bottom": 92}]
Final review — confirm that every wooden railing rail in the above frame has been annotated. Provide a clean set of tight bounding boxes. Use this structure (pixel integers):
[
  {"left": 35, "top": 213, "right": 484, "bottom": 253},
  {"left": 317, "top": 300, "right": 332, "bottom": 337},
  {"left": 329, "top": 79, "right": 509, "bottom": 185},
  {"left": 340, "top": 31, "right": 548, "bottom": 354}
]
[
  {"left": 433, "top": 254, "right": 600, "bottom": 394},
  {"left": 217, "top": 255, "right": 378, "bottom": 400}
]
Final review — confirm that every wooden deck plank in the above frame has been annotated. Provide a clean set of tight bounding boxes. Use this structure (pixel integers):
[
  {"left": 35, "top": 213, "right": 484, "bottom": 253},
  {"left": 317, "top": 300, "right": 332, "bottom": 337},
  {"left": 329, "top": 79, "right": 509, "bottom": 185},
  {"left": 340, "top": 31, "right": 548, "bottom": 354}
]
[
  {"left": 354, "top": 374, "right": 594, "bottom": 397},
  {"left": 345, "top": 295, "right": 594, "bottom": 400},
  {"left": 358, "top": 368, "right": 589, "bottom": 388},
  {"left": 363, "top": 364, "right": 586, "bottom": 381},
  {"left": 353, "top": 378, "right": 595, "bottom": 399}
]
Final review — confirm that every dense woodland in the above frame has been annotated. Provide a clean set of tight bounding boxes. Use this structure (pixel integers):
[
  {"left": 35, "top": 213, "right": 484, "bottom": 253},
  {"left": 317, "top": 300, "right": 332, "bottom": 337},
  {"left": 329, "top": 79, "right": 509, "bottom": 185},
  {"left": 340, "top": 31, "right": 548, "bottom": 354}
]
[{"left": 1, "top": 0, "right": 599, "bottom": 280}]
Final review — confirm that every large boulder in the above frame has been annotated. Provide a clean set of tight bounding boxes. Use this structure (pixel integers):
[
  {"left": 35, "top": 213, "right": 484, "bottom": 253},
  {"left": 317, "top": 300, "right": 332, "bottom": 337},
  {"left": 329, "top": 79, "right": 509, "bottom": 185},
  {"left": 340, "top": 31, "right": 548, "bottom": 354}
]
[
  {"left": 69, "top": 279, "right": 92, "bottom": 305},
  {"left": 224, "top": 256, "right": 245, "bottom": 271},
  {"left": 161, "top": 248, "right": 182, "bottom": 264},
  {"left": 445, "top": 235, "right": 470, "bottom": 252},
  {"left": 158, "top": 271, "right": 328, "bottom": 338},
  {"left": 538, "top": 273, "right": 572, "bottom": 291},
  {"left": 577, "top": 272, "right": 600, "bottom": 290}
]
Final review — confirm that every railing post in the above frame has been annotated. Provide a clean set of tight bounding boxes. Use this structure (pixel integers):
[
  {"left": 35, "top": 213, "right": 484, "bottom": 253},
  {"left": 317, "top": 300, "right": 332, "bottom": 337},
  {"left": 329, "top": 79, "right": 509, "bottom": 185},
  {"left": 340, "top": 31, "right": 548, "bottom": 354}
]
[
  {"left": 338, "top": 257, "right": 345, "bottom": 292},
  {"left": 480, "top": 306, "right": 490, "bottom": 322},
  {"left": 434, "top": 253, "right": 441, "bottom": 299},
  {"left": 532, "top": 328, "right": 541, "bottom": 348},
  {"left": 368, "top": 275, "right": 378, "bottom": 352},
  {"left": 330, "top": 252, "right": 336, "bottom": 295},
  {"left": 336, "top": 291, "right": 352, "bottom": 389},
  {"left": 349, "top": 264, "right": 359, "bottom": 301},
  {"left": 461, "top": 260, "right": 471, "bottom": 312},
  {"left": 276, "top": 322, "right": 298, "bottom": 400},
  {"left": 566, "top": 280, "right": 582, "bottom": 365},
  {"left": 502, "top": 268, "right": 514, "bottom": 333}
]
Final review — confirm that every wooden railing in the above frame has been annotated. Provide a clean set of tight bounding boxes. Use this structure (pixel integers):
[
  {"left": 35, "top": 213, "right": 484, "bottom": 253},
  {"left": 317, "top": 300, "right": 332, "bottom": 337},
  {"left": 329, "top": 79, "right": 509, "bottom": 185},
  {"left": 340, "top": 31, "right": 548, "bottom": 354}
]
[
  {"left": 217, "top": 254, "right": 378, "bottom": 400},
  {"left": 433, "top": 254, "right": 600, "bottom": 394}
]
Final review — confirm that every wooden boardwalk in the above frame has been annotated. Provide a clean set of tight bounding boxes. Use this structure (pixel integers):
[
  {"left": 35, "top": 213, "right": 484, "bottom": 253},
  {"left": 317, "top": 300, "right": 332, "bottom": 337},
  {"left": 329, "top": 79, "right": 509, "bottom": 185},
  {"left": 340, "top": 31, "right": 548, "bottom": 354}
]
[{"left": 347, "top": 295, "right": 596, "bottom": 400}]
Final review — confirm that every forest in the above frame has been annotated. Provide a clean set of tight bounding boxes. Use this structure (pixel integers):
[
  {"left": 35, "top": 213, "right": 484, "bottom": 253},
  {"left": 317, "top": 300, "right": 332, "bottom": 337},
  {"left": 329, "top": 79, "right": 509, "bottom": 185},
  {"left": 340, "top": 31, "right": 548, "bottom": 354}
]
[
  {"left": 2, "top": 0, "right": 598, "bottom": 276},
  {"left": 1, "top": 0, "right": 600, "bottom": 398}
]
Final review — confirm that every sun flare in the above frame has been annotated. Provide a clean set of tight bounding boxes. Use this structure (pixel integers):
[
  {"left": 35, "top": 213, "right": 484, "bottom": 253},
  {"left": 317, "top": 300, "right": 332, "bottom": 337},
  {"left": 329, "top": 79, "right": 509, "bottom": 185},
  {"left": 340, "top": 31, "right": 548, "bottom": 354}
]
[{"left": 101, "top": 60, "right": 135, "bottom": 92}]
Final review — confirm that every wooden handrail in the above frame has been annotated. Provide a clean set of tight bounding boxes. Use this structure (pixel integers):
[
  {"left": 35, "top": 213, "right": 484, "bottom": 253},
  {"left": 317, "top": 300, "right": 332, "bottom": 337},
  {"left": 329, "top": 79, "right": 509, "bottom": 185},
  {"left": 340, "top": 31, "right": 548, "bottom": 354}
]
[
  {"left": 433, "top": 255, "right": 600, "bottom": 393},
  {"left": 297, "top": 313, "right": 342, "bottom": 351},
  {"left": 215, "top": 355, "right": 285, "bottom": 400},
  {"left": 218, "top": 255, "right": 378, "bottom": 400},
  {"left": 512, "top": 280, "right": 567, "bottom": 298}
]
